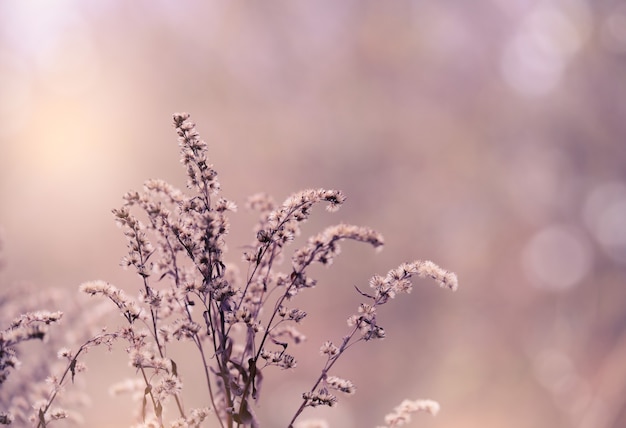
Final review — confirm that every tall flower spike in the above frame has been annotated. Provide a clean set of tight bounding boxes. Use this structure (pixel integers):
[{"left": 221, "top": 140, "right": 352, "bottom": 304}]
[
  {"left": 292, "top": 223, "right": 384, "bottom": 271},
  {"left": 173, "top": 112, "right": 220, "bottom": 196},
  {"left": 372, "top": 260, "right": 458, "bottom": 302}
]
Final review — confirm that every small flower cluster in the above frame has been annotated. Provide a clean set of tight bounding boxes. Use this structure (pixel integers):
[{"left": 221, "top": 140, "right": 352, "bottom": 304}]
[
  {"left": 377, "top": 399, "right": 440, "bottom": 427},
  {"left": 369, "top": 261, "right": 458, "bottom": 304},
  {"left": 302, "top": 389, "right": 337, "bottom": 408},
  {"left": 80, "top": 280, "right": 144, "bottom": 324},
  {"left": 325, "top": 376, "right": 356, "bottom": 395},
  {"left": 1, "top": 310, "right": 63, "bottom": 347},
  {"left": 292, "top": 224, "right": 384, "bottom": 271},
  {"left": 170, "top": 407, "right": 211, "bottom": 428}
]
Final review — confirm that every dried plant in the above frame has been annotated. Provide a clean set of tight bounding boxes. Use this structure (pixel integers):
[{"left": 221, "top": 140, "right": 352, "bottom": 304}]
[
  {"left": 0, "top": 305, "right": 63, "bottom": 426},
  {"left": 1, "top": 113, "right": 458, "bottom": 427},
  {"left": 0, "top": 239, "right": 110, "bottom": 426}
]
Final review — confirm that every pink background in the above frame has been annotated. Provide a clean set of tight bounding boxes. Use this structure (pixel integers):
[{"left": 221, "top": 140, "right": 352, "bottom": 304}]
[{"left": 1, "top": 2, "right": 625, "bottom": 427}]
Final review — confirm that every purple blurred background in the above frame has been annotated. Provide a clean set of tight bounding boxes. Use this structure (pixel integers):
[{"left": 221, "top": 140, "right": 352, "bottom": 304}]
[{"left": 1, "top": 1, "right": 626, "bottom": 427}]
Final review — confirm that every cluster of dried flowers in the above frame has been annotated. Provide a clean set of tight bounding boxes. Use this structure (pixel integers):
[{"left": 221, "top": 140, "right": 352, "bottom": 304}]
[
  {"left": 0, "top": 113, "right": 458, "bottom": 427},
  {"left": 0, "top": 254, "right": 111, "bottom": 426},
  {"left": 0, "top": 307, "right": 63, "bottom": 426}
]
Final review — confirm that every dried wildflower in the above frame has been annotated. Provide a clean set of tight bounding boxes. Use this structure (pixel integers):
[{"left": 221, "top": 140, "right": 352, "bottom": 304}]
[
  {"left": 153, "top": 374, "right": 183, "bottom": 403},
  {"left": 47, "top": 407, "right": 69, "bottom": 421},
  {"left": 325, "top": 375, "right": 356, "bottom": 395},
  {"left": 286, "top": 308, "right": 307, "bottom": 323},
  {"left": 319, "top": 341, "right": 339, "bottom": 358},
  {"left": 171, "top": 319, "right": 202, "bottom": 340},
  {"left": 56, "top": 348, "right": 72, "bottom": 359},
  {"left": 290, "top": 258, "right": 457, "bottom": 425},
  {"left": 170, "top": 407, "right": 211, "bottom": 427},
  {"left": 292, "top": 224, "right": 384, "bottom": 271},
  {"left": 370, "top": 260, "right": 458, "bottom": 303},
  {"left": 379, "top": 398, "right": 440, "bottom": 427},
  {"left": 173, "top": 112, "right": 219, "bottom": 195},
  {"left": 80, "top": 280, "right": 144, "bottom": 323},
  {"left": 0, "top": 294, "right": 70, "bottom": 425},
  {"left": 10, "top": 311, "right": 63, "bottom": 328},
  {"left": 260, "top": 349, "right": 297, "bottom": 369},
  {"left": 254, "top": 189, "right": 347, "bottom": 252},
  {"left": 302, "top": 388, "right": 337, "bottom": 408},
  {"left": 0, "top": 113, "right": 458, "bottom": 427}
]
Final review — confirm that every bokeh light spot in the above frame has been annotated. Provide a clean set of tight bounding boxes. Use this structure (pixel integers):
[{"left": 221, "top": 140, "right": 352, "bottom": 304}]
[
  {"left": 522, "top": 224, "right": 592, "bottom": 291},
  {"left": 601, "top": 5, "right": 626, "bottom": 52},
  {"left": 500, "top": 2, "right": 586, "bottom": 96},
  {"left": 584, "top": 182, "right": 626, "bottom": 264}
]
